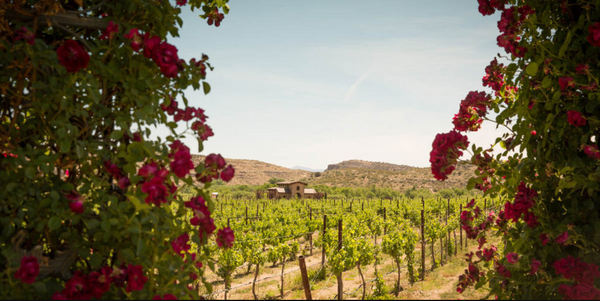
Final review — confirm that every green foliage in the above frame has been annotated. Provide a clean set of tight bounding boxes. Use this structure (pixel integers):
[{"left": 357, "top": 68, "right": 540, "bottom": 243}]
[
  {"left": 444, "top": 0, "right": 600, "bottom": 298},
  {"left": 0, "top": 0, "right": 230, "bottom": 299}
]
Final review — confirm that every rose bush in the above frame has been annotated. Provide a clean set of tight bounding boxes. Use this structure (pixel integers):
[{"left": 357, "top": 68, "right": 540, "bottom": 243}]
[
  {"left": 432, "top": 0, "right": 600, "bottom": 299},
  {"left": 0, "top": 0, "right": 234, "bottom": 299}
]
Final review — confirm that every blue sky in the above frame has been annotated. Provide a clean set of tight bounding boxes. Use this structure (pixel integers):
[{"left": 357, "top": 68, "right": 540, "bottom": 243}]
[{"left": 156, "top": 0, "right": 508, "bottom": 170}]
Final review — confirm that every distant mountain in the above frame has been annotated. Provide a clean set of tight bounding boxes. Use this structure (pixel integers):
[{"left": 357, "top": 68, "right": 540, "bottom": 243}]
[
  {"left": 312, "top": 159, "right": 475, "bottom": 192},
  {"left": 190, "top": 155, "right": 475, "bottom": 192},
  {"left": 190, "top": 155, "right": 311, "bottom": 186},
  {"left": 290, "top": 166, "right": 325, "bottom": 173},
  {"left": 326, "top": 159, "right": 413, "bottom": 172}
]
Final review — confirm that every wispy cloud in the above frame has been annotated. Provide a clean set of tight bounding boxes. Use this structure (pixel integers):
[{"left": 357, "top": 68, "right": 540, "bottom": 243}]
[{"left": 343, "top": 69, "right": 372, "bottom": 102}]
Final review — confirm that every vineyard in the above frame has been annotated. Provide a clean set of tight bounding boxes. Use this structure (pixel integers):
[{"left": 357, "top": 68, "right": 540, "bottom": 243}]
[{"left": 181, "top": 195, "right": 503, "bottom": 300}]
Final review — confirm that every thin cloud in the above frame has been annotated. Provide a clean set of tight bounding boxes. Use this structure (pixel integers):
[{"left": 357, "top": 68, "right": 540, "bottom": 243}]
[{"left": 343, "top": 69, "right": 372, "bottom": 102}]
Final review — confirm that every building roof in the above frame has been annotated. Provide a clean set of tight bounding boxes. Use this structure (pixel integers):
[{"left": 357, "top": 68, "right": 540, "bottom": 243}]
[
  {"left": 304, "top": 188, "right": 317, "bottom": 194},
  {"left": 267, "top": 187, "right": 290, "bottom": 193},
  {"left": 277, "top": 181, "right": 308, "bottom": 185}
]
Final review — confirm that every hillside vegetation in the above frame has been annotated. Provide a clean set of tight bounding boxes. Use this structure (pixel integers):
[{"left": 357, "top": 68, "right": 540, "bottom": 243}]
[{"left": 192, "top": 155, "right": 476, "bottom": 193}]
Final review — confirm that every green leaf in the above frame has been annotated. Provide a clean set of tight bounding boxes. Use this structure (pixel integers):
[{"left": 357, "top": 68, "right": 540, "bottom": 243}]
[
  {"left": 525, "top": 62, "right": 538, "bottom": 76},
  {"left": 32, "top": 282, "right": 46, "bottom": 293},
  {"left": 25, "top": 166, "right": 36, "bottom": 179},
  {"left": 87, "top": 219, "right": 100, "bottom": 230},
  {"left": 110, "top": 130, "right": 123, "bottom": 141},
  {"left": 120, "top": 248, "right": 135, "bottom": 261},
  {"left": 203, "top": 81, "right": 211, "bottom": 95},
  {"left": 89, "top": 253, "right": 103, "bottom": 269},
  {"left": 48, "top": 216, "right": 62, "bottom": 230},
  {"left": 558, "top": 30, "right": 573, "bottom": 58},
  {"left": 127, "top": 194, "right": 151, "bottom": 212},
  {"left": 541, "top": 76, "right": 552, "bottom": 88},
  {"left": 136, "top": 237, "right": 147, "bottom": 256}
]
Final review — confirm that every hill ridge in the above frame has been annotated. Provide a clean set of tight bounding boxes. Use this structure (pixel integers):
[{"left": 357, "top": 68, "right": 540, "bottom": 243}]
[{"left": 190, "top": 155, "right": 473, "bottom": 191}]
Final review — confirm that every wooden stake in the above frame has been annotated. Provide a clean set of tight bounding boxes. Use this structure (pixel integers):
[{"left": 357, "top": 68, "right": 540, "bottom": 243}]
[{"left": 299, "top": 256, "right": 312, "bottom": 300}]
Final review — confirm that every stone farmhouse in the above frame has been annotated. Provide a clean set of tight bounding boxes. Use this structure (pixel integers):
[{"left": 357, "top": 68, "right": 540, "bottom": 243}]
[{"left": 267, "top": 181, "right": 318, "bottom": 199}]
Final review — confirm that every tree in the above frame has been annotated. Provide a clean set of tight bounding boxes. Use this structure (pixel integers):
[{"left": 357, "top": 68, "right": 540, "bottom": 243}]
[
  {"left": 1, "top": 0, "right": 235, "bottom": 299},
  {"left": 432, "top": 0, "right": 600, "bottom": 299}
]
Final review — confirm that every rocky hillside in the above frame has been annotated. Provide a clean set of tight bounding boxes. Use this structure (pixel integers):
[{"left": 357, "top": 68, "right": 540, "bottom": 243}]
[
  {"left": 191, "top": 156, "right": 475, "bottom": 192},
  {"left": 190, "top": 155, "right": 311, "bottom": 186},
  {"left": 326, "top": 159, "right": 413, "bottom": 172},
  {"left": 310, "top": 160, "right": 475, "bottom": 192}
]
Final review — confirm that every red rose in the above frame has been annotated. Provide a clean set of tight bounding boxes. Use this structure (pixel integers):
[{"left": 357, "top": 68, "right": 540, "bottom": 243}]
[
  {"left": 554, "top": 256, "right": 579, "bottom": 279},
  {"left": 51, "top": 292, "right": 68, "bottom": 300},
  {"left": 57, "top": 40, "right": 90, "bottom": 73},
  {"left": 205, "top": 153, "right": 226, "bottom": 169},
  {"left": 576, "top": 64, "right": 590, "bottom": 74},
  {"left": 170, "top": 149, "right": 194, "bottom": 178},
  {"left": 571, "top": 282, "right": 600, "bottom": 300},
  {"left": 506, "top": 252, "right": 519, "bottom": 264},
  {"left": 207, "top": 8, "right": 225, "bottom": 27},
  {"left": 556, "top": 230, "right": 569, "bottom": 245},
  {"left": 154, "top": 294, "right": 178, "bottom": 300},
  {"left": 15, "top": 27, "right": 35, "bottom": 45},
  {"left": 161, "top": 99, "right": 178, "bottom": 115},
  {"left": 430, "top": 130, "right": 469, "bottom": 181},
  {"left": 216, "top": 227, "right": 235, "bottom": 248},
  {"left": 100, "top": 21, "right": 119, "bottom": 40},
  {"left": 220, "top": 165, "right": 235, "bottom": 182},
  {"left": 138, "top": 162, "right": 159, "bottom": 178},
  {"left": 567, "top": 110, "right": 586, "bottom": 127},
  {"left": 495, "top": 262, "right": 511, "bottom": 278},
  {"left": 176, "top": 0, "right": 187, "bottom": 5},
  {"left": 587, "top": 22, "right": 600, "bottom": 47},
  {"left": 64, "top": 271, "right": 92, "bottom": 300},
  {"left": 118, "top": 177, "right": 131, "bottom": 189},
  {"left": 141, "top": 176, "right": 169, "bottom": 206},
  {"left": 530, "top": 259, "right": 541, "bottom": 275},
  {"left": 171, "top": 233, "right": 191, "bottom": 257},
  {"left": 152, "top": 42, "right": 179, "bottom": 78},
  {"left": 142, "top": 34, "right": 161, "bottom": 59},
  {"left": 14, "top": 256, "right": 39, "bottom": 284},
  {"left": 558, "top": 77, "right": 575, "bottom": 91},
  {"left": 539, "top": 233, "right": 549, "bottom": 245},
  {"left": 124, "top": 28, "right": 142, "bottom": 51},
  {"left": 70, "top": 200, "right": 85, "bottom": 214},
  {"left": 584, "top": 145, "right": 600, "bottom": 160},
  {"left": 125, "top": 264, "right": 147, "bottom": 293},
  {"left": 88, "top": 266, "right": 113, "bottom": 299},
  {"left": 103, "top": 160, "right": 122, "bottom": 179}
]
